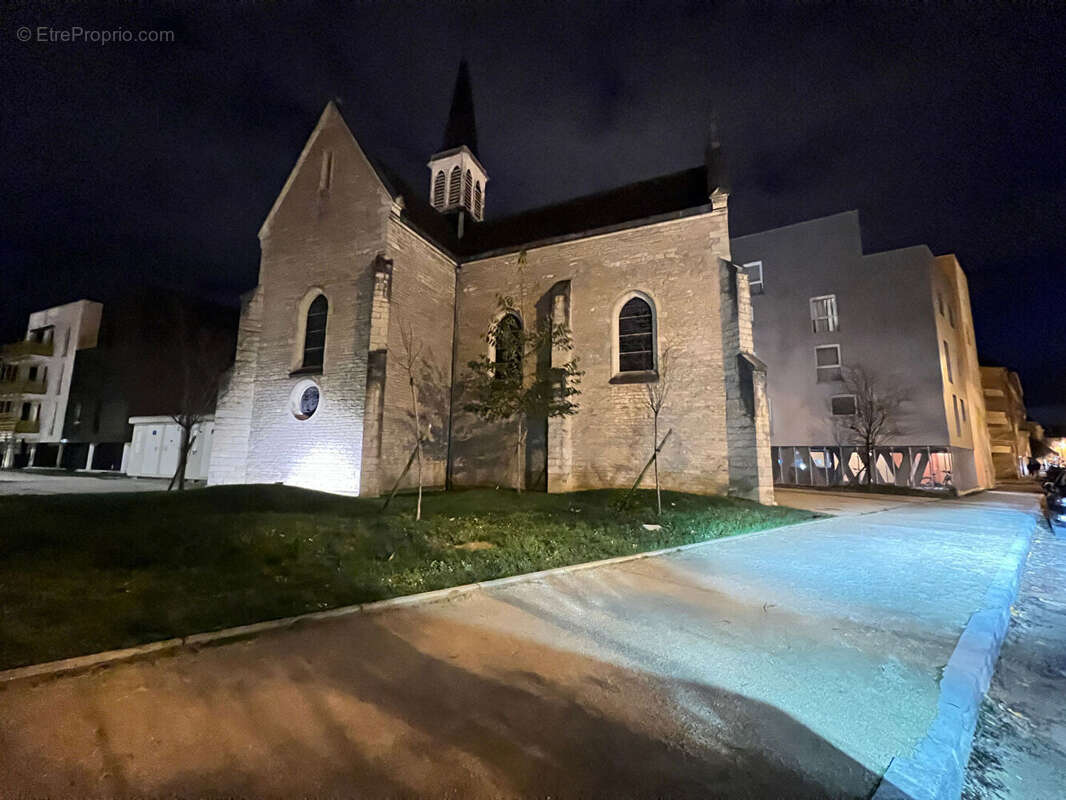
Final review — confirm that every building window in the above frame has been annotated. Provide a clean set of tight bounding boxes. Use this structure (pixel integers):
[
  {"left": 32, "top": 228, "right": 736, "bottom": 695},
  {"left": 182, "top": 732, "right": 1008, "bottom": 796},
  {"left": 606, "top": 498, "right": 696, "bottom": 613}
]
[
  {"left": 432, "top": 170, "right": 446, "bottom": 208},
  {"left": 618, "top": 296, "right": 655, "bottom": 372},
  {"left": 492, "top": 313, "right": 522, "bottom": 380},
  {"left": 943, "top": 339, "right": 953, "bottom": 383},
  {"left": 319, "top": 150, "right": 333, "bottom": 193},
  {"left": 948, "top": 304, "right": 955, "bottom": 328},
  {"left": 448, "top": 166, "right": 461, "bottom": 206},
  {"left": 960, "top": 396, "right": 967, "bottom": 422},
  {"left": 937, "top": 291, "right": 945, "bottom": 315},
  {"left": 463, "top": 170, "right": 473, "bottom": 207},
  {"left": 302, "top": 294, "right": 328, "bottom": 369},
  {"left": 953, "top": 394, "right": 961, "bottom": 436},
  {"left": 831, "top": 394, "right": 857, "bottom": 416},
  {"left": 290, "top": 379, "right": 321, "bottom": 421},
  {"left": 810, "top": 295, "right": 839, "bottom": 333},
  {"left": 815, "top": 345, "right": 842, "bottom": 382},
  {"left": 742, "top": 261, "right": 764, "bottom": 294},
  {"left": 474, "top": 181, "right": 483, "bottom": 219}
]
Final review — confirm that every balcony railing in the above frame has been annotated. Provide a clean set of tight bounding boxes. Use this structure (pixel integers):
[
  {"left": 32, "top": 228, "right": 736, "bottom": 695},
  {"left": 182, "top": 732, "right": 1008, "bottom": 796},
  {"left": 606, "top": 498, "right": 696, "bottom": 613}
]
[
  {"left": 1, "top": 340, "right": 54, "bottom": 359},
  {"left": 0, "top": 416, "right": 40, "bottom": 434},
  {"left": 0, "top": 379, "right": 47, "bottom": 396}
]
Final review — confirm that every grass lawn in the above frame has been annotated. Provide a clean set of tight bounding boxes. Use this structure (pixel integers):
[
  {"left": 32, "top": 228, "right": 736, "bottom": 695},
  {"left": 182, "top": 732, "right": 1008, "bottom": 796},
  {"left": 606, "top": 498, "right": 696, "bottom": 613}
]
[{"left": 0, "top": 485, "right": 816, "bottom": 670}]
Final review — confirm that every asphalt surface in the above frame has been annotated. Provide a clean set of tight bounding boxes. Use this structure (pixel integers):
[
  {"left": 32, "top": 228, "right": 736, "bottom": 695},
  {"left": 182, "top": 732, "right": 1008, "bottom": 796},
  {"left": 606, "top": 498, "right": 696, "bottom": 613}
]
[
  {"left": 0, "top": 470, "right": 171, "bottom": 494},
  {"left": 963, "top": 509, "right": 1066, "bottom": 800},
  {"left": 0, "top": 492, "right": 1039, "bottom": 799}
]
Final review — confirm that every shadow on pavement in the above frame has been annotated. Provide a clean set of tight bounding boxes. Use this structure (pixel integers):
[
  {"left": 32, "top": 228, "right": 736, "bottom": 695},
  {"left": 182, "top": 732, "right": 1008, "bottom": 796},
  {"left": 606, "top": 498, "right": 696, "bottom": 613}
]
[{"left": 0, "top": 610, "right": 889, "bottom": 799}]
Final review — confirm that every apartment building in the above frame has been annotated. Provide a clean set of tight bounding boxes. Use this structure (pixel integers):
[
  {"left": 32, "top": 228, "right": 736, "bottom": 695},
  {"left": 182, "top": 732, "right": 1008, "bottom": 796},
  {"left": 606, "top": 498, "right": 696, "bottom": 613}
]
[
  {"left": 0, "top": 300, "right": 102, "bottom": 468},
  {"left": 1, "top": 292, "right": 235, "bottom": 475},
  {"left": 980, "top": 366, "right": 1031, "bottom": 479},
  {"left": 731, "top": 211, "right": 995, "bottom": 493}
]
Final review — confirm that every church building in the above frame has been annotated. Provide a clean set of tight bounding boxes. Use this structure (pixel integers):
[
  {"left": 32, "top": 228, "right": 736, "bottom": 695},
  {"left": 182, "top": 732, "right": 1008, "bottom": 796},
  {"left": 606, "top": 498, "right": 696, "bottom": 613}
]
[{"left": 208, "top": 63, "right": 773, "bottom": 503}]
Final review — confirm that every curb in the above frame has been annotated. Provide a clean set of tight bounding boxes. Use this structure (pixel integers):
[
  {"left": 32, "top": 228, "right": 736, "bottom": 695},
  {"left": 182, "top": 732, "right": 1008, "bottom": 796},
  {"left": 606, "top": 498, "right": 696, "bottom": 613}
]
[
  {"left": 0, "top": 515, "right": 826, "bottom": 687},
  {"left": 872, "top": 515, "right": 1037, "bottom": 800}
]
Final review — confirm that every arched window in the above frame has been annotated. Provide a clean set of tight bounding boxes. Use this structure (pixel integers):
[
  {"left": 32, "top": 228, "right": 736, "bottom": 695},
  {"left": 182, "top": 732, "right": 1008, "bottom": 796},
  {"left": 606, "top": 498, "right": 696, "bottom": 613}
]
[
  {"left": 448, "top": 166, "right": 461, "bottom": 206},
  {"left": 302, "top": 294, "right": 328, "bottom": 369},
  {"left": 474, "top": 181, "right": 483, "bottom": 219},
  {"left": 618, "top": 296, "right": 655, "bottom": 372},
  {"left": 432, "top": 171, "right": 446, "bottom": 208},
  {"left": 463, "top": 170, "right": 473, "bottom": 207},
  {"left": 493, "top": 313, "right": 522, "bottom": 380}
]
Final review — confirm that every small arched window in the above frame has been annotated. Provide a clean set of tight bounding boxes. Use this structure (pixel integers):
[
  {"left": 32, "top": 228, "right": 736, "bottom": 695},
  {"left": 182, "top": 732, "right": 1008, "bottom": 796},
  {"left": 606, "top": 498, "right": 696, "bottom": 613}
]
[
  {"left": 463, "top": 170, "right": 473, "bottom": 207},
  {"left": 302, "top": 294, "right": 328, "bottom": 369},
  {"left": 432, "top": 171, "right": 446, "bottom": 208},
  {"left": 618, "top": 296, "right": 654, "bottom": 372},
  {"left": 448, "top": 166, "right": 462, "bottom": 206},
  {"left": 474, "top": 182, "right": 483, "bottom": 219},
  {"left": 493, "top": 313, "right": 522, "bottom": 380}
]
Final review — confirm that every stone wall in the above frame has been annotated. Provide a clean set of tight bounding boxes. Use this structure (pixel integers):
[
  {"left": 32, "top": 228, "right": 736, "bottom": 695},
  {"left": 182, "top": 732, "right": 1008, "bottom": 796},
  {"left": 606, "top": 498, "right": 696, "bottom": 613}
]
[
  {"left": 215, "top": 103, "right": 394, "bottom": 494},
  {"left": 207, "top": 288, "right": 262, "bottom": 485},
  {"left": 451, "top": 208, "right": 747, "bottom": 496},
  {"left": 359, "top": 219, "right": 458, "bottom": 496},
  {"left": 719, "top": 258, "right": 775, "bottom": 503}
]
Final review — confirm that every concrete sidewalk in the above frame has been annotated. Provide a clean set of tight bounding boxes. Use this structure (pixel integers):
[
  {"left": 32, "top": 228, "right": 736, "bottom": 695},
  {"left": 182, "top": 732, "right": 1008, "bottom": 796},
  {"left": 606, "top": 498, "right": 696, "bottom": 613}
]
[
  {"left": 0, "top": 493, "right": 1039, "bottom": 798},
  {"left": 963, "top": 512, "right": 1066, "bottom": 799},
  {"left": 775, "top": 487, "right": 938, "bottom": 516}
]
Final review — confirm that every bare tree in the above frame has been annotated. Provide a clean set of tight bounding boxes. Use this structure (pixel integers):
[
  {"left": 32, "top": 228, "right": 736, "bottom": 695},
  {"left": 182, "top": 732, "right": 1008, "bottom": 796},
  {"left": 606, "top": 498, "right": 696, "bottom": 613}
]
[
  {"left": 833, "top": 365, "right": 905, "bottom": 487},
  {"left": 643, "top": 345, "right": 674, "bottom": 515},
  {"left": 167, "top": 303, "right": 233, "bottom": 491},
  {"left": 397, "top": 321, "right": 425, "bottom": 520}
]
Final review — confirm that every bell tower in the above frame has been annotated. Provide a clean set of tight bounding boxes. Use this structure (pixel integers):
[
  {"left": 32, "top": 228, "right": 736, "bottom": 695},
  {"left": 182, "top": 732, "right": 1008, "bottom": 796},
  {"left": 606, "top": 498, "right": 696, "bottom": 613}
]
[{"left": 428, "top": 60, "right": 488, "bottom": 225}]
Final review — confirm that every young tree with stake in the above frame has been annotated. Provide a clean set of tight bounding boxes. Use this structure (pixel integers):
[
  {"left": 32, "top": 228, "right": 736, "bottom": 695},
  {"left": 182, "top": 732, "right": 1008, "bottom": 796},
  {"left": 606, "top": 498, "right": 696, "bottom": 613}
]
[
  {"left": 643, "top": 346, "right": 673, "bottom": 515},
  {"left": 463, "top": 253, "right": 582, "bottom": 493}
]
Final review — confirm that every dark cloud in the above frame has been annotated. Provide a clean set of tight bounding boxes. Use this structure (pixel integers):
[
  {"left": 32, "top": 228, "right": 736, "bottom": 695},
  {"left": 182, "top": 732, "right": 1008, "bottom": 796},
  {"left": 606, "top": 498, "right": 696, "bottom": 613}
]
[{"left": 1, "top": 1, "right": 1063, "bottom": 416}]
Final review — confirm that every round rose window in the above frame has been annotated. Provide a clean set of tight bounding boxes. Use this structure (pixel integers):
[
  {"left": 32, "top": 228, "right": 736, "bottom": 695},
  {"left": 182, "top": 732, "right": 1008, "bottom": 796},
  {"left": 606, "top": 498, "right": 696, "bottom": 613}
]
[{"left": 290, "top": 379, "right": 321, "bottom": 420}]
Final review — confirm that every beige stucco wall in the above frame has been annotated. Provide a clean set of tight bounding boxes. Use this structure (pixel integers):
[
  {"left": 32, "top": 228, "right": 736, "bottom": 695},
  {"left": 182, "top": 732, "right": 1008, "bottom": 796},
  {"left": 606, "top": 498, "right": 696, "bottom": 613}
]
[
  {"left": 981, "top": 365, "right": 1030, "bottom": 479},
  {"left": 933, "top": 255, "right": 995, "bottom": 491}
]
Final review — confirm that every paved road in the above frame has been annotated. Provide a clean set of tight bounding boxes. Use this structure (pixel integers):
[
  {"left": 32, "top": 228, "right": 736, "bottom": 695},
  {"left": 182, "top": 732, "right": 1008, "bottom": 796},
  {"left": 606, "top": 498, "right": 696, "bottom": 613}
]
[
  {"left": 0, "top": 493, "right": 1038, "bottom": 799},
  {"left": 964, "top": 508, "right": 1066, "bottom": 799},
  {"left": 0, "top": 470, "right": 172, "bottom": 494}
]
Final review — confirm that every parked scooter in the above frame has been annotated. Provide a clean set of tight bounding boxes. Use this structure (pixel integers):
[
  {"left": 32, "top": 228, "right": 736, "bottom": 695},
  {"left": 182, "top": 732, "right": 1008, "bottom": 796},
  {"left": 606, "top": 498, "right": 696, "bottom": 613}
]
[{"left": 1042, "top": 465, "right": 1066, "bottom": 532}]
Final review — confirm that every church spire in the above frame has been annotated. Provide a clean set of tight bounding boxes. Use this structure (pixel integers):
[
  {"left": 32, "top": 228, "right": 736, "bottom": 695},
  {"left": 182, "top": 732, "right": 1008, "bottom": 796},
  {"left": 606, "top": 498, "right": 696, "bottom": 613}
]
[
  {"left": 427, "top": 60, "right": 488, "bottom": 223},
  {"left": 441, "top": 59, "right": 478, "bottom": 156}
]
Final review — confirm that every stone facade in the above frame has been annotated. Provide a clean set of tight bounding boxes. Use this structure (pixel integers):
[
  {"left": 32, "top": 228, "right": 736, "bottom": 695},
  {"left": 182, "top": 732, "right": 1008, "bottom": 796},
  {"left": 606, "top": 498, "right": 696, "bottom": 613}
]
[{"left": 208, "top": 99, "right": 773, "bottom": 503}]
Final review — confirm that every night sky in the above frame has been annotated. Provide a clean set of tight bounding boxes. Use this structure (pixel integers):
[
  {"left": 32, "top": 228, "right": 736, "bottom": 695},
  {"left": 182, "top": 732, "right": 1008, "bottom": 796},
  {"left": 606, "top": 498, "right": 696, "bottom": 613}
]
[{"left": 2, "top": 2, "right": 1063, "bottom": 422}]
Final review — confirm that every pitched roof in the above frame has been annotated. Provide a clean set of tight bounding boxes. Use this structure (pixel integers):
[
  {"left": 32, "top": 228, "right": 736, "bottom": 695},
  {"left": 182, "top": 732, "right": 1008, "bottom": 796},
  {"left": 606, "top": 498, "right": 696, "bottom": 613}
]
[
  {"left": 459, "top": 166, "right": 713, "bottom": 258},
  {"left": 373, "top": 161, "right": 716, "bottom": 260}
]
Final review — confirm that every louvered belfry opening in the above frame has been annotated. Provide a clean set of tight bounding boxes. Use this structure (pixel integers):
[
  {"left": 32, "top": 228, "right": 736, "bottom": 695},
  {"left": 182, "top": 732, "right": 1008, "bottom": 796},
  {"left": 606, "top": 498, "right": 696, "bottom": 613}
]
[
  {"left": 432, "top": 171, "right": 446, "bottom": 208},
  {"left": 618, "top": 297, "right": 654, "bottom": 372},
  {"left": 448, "top": 166, "right": 462, "bottom": 206}
]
